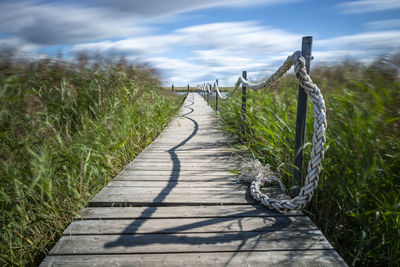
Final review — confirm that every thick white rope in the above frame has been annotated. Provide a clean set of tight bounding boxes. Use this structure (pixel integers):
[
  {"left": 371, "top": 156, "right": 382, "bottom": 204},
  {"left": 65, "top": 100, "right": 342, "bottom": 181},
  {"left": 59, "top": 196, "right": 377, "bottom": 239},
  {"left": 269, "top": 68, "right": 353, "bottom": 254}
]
[
  {"left": 196, "top": 52, "right": 327, "bottom": 211},
  {"left": 197, "top": 82, "right": 238, "bottom": 100},
  {"left": 234, "top": 50, "right": 327, "bottom": 211}
]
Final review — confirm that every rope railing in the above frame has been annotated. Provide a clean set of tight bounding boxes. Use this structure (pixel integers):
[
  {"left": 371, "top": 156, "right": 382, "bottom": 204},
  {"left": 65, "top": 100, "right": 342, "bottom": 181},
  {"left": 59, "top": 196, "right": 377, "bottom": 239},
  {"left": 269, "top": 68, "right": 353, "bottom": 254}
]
[{"left": 193, "top": 36, "right": 326, "bottom": 211}]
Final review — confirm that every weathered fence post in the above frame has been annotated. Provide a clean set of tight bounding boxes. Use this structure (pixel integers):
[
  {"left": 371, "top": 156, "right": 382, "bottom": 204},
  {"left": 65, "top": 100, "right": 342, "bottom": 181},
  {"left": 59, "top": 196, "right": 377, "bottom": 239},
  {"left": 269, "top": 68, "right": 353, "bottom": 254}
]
[
  {"left": 241, "top": 71, "right": 247, "bottom": 142},
  {"left": 207, "top": 84, "right": 211, "bottom": 105},
  {"left": 292, "top": 36, "right": 313, "bottom": 197},
  {"left": 172, "top": 84, "right": 174, "bottom": 92},
  {"left": 215, "top": 79, "right": 219, "bottom": 112}
]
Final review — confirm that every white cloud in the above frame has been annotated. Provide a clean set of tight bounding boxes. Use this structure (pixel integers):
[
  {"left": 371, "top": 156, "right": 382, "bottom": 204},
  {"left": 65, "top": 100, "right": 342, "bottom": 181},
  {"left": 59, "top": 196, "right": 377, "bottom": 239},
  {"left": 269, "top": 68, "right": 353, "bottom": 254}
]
[
  {"left": 316, "top": 30, "right": 400, "bottom": 50},
  {"left": 146, "top": 57, "right": 210, "bottom": 85},
  {"left": 71, "top": 21, "right": 302, "bottom": 86},
  {"left": 3, "top": 1, "right": 399, "bottom": 86},
  {"left": 97, "top": 0, "right": 299, "bottom": 17},
  {"left": 0, "top": 1, "right": 151, "bottom": 47},
  {"left": 0, "top": 0, "right": 299, "bottom": 48},
  {"left": 366, "top": 19, "right": 400, "bottom": 30},
  {"left": 0, "top": 37, "right": 40, "bottom": 54},
  {"left": 72, "top": 34, "right": 180, "bottom": 56},
  {"left": 176, "top": 22, "right": 300, "bottom": 54},
  {"left": 336, "top": 0, "right": 400, "bottom": 14},
  {"left": 71, "top": 21, "right": 400, "bottom": 86}
]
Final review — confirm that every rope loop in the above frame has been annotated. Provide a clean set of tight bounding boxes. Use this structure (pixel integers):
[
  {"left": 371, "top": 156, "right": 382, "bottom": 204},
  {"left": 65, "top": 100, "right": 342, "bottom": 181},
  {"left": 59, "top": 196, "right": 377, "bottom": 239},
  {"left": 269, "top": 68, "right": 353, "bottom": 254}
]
[
  {"left": 234, "top": 51, "right": 327, "bottom": 211},
  {"left": 197, "top": 51, "right": 327, "bottom": 211}
]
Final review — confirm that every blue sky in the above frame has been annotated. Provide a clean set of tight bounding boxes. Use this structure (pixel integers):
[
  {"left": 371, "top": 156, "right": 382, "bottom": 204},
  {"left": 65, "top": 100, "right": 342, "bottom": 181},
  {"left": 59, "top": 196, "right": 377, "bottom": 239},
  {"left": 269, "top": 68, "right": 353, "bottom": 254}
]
[{"left": 0, "top": 0, "right": 399, "bottom": 86}]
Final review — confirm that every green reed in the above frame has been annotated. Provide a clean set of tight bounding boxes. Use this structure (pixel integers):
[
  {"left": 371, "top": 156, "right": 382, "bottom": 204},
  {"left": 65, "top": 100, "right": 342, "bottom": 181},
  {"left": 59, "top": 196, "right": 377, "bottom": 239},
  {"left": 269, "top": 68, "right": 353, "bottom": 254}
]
[
  {"left": 215, "top": 55, "right": 400, "bottom": 266},
  {"left": 0, "top": 55, "right": 183, "bottom": 265}
]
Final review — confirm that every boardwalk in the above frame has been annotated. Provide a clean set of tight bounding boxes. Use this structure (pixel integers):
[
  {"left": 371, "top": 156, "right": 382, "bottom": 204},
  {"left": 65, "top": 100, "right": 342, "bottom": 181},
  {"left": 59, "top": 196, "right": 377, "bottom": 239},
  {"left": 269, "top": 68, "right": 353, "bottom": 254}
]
[{"left": 41, "top": 93, "right": 346, "bottom": 266}]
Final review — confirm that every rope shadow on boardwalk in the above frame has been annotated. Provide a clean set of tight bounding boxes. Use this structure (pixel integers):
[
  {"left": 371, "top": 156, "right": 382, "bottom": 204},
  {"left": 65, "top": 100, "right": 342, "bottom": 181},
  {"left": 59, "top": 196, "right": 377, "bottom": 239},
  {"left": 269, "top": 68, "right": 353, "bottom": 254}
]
[
  {"left": 102, "top": 94, "right": 303, "bottom": 266},
  {"left": 104, "top": 94, "right": 199, "bottom": 247}
]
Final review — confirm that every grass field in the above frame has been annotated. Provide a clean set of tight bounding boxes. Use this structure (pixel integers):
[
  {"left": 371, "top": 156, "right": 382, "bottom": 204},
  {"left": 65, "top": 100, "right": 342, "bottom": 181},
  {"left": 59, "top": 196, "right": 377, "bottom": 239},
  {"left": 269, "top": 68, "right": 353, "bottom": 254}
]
[
  {"left": 210, "top": 55, "right": 400, "bottom": 266},
  {"left": 0, "top": 54, "right": 183, "bottom": 265}
]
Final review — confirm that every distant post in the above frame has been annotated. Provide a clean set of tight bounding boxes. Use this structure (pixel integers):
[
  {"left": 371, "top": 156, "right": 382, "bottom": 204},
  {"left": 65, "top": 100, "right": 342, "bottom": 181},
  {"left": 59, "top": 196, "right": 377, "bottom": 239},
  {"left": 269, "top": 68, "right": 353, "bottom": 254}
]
[
  {"left": 241, "top": 71, "right": 247, "bottom": 142},
  {"left": 292, "top": 36, "right": 313, "bottom": 197},
  {"left": 172, "top": 84, "right": 174, "bottom": 92},
  {"left": 187, "top": 84, "right": 190, "bottom": 93},
  {"left": 215, "top": 79, "right": 219, "bottom": 112},
  {"left": 207, "top": 84, "right": 211, "bottom": 105}
]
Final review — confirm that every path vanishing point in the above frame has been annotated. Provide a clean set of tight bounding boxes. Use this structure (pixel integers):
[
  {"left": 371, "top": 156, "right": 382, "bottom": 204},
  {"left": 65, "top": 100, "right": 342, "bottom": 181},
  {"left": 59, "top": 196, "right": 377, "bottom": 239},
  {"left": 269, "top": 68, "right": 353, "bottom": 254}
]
[{"left": 41, "top": 93, "right": 346, "bottom": 266}]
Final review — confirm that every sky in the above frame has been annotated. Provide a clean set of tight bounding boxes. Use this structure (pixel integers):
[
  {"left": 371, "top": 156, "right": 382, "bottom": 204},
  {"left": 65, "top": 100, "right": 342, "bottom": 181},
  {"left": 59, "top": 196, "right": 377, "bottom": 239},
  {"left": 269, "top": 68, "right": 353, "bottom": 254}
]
[{"left": 0, "top": 0, "right": 399, "bottom": 86}]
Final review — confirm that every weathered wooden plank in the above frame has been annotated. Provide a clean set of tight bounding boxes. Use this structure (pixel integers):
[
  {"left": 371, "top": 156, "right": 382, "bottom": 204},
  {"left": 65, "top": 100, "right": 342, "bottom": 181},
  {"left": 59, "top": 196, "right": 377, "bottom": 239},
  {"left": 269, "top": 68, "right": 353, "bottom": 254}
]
[
  {"left": 128, "top": 159, "right": 242, "bottom": 165},
  {"left": 133, "top": 154, "right": 243, "bottom": 161},
  {"left": 131, "top": 158, "right": 241, "bottom": 163},
  {"left": 143, "top": 147, "right": 237, "bottom": 153},
  {"left": 76, "top": 205, "right": 303, "bottom": 219},
  {"left": 125, "top": 163, "right": 240, "bottom": 171},
  {"left": 92, "top": 185, "right": 285, "bottom": 197},
  {"left": 89, "top": 193, "right": 255, "bottom": 206},
  {"left": 107, "top": 180, "right": 242, "bottom": 187},
  {"left": 93, "top": 186, "right": 248, "bottom": 196},
  {"left": 89, "top": 186, "right": 289, "bottom": 206},
  {"left": 134, "top": 151, "right": 240, "bottom": 156},
  {"left": 118, "top": 170, "right": 238, "bottom": 176},
  {"left": 144, "top": 144, "right": 235, "bottom": 150},
  {"left": 41, "top": 251, "right": 346, "bottom": 267},
  {"left": 147, "top": 142, "right": 231, "bottom": 147},
  {"left": 49, "top": 231, "right": 333, "bottom": 255},
  {"left": 114, "top": 174, "right": 237, "bottom": 182},
  {"left": 64, "top": 217, "right": 316, "bottom": 235}
]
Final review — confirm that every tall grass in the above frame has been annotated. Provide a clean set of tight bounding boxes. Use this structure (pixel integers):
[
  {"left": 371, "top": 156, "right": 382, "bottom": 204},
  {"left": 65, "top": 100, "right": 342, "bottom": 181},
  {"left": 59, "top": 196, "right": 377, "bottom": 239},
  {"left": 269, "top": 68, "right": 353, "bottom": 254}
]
[
  {"left": 215, "top": 55, "right": 400, "bottom": 266},
  {"left": 0, "top": 54, "right": 183, "bottom": 265}
]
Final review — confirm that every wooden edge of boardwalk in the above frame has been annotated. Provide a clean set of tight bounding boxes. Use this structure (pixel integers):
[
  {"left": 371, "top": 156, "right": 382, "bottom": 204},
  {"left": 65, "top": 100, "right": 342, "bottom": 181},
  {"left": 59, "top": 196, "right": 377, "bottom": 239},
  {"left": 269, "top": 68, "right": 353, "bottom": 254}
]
[{"left": 41, "top": 93, "right": 346, "bottom": 266}]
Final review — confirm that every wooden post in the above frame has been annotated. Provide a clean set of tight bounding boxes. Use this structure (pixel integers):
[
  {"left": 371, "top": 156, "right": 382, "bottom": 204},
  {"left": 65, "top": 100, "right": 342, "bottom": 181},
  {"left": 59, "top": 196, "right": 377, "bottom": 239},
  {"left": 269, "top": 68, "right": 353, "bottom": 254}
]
[
  {"left": 207, "top": 84, "right": 211, "bottom": 105},
  {"left": 172, "top": 84, "right": 174, "bottom": 92},
  {"left": 292, "top": 36, "right": 313, "bottom": 197},
  {"left": 187, "top": 84, "right": 189, "bottom": 93},
  {"left": 215, "top": 79, "right": 219, "bottom": 112},
  {"left": 241, "top": 71, "right": 247, "bottom": 142}
]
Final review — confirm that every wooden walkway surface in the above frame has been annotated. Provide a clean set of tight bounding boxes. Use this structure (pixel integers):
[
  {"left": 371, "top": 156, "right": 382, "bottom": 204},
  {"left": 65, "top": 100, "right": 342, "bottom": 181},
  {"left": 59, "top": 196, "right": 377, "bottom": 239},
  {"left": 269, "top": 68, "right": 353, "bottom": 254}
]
[{"left": 41, "top": 93, "right": 346, "bottom": 266}]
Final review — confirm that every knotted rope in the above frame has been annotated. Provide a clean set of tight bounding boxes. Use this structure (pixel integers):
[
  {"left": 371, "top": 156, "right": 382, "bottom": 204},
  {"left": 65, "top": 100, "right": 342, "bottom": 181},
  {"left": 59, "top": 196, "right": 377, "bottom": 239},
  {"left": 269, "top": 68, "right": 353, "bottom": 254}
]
[
  {"left": 197, "top": 80, "right": 237, "bottom": 100},
  {"left": 235, "top": 51, "right": 327, "bottom": 211}
]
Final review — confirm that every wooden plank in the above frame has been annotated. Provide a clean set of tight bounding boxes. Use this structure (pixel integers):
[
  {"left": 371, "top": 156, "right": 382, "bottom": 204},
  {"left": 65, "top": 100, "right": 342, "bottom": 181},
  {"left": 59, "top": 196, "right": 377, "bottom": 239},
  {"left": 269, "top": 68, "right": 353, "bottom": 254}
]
[
  {"left": 134, "top": 152, "right": 242, "bottom": 157},
  {"left": 89, "top": 193, "right": 255, "bottom": 206},
  {"left": 144, "top": 144, "right": 234, "bottom": 149},
  {"left": 49, "top": 231, "right": 334, "bottom": 255},
  {"left": 143, "top": 147, "right": 236, "bottom": 152},
  {"left": 131, "top": 158, "right": 241, "bottom": 163},
  {"left": 127, "top": 161, "right": 241, "bottom": 166},
  {"left": 41, "top": 251, "right": 347, "bottom": 267},
  {"left": 125, "top": 163, "right": 240, "bottom": 171},
  {"left": 88, "top": 186, "right": 289, "bottom": 206},
  {"left": 93, "top": 186, "right": 249, "bottom": 195},
  {"left": 114, "top": 175, "right": 237, "bottom": 182},
  {"left": 76, "top": 205, "right": 303, "bottom": 219},
  {"left": 64, "top": 217, "right": 317, "bottom": 235},
  {"left": 119, "top": 170, "right": 238, "bottom": 176},
  {"left": 107, "top": 180, "right": 242, "bottom": 187},
  {"left": 92, "top": 185, "right": 285, "bottom": 197},
  {"left": 133, "top": 154, "right": 244, "bottom": 161}
]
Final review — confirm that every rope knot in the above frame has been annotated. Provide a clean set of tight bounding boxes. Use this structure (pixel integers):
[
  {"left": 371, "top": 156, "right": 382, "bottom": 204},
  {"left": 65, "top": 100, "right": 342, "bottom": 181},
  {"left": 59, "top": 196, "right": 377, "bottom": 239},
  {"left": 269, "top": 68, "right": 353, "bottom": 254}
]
[{"left": 237, "top": 159, "right": 286, "bottom": 192}]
